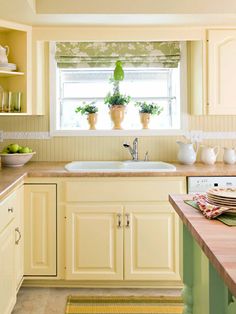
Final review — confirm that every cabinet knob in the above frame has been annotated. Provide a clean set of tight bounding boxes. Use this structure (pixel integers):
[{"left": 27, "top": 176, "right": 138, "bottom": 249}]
[
  {"left": 125, "top": 213, "right": 130, "bottom": 228},
  {"left": 117, "top": 214, "right": 122, "bottom": 228},
  {"left": 8, "top": 207, "right": 14, "bottom": 213},
  {"left": 15, "top": 227, "right": 21, "bottom": 245}
]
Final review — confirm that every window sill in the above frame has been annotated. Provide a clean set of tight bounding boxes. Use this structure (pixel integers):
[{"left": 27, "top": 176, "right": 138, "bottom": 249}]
[{"left": 50, "top": 129, "right": 186, "bottom": 137}]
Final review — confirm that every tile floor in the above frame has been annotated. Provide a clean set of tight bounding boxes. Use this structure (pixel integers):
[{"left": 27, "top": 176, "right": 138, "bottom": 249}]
[{"left": 12, "top": 287, "right": 181, "bottom": 314}]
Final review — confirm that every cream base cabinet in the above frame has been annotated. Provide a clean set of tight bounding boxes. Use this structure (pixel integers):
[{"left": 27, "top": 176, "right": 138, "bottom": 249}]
[
  {"left": 0, "top": 186, "right": 22, "bottom": 314},
  {"left": 0, "top": 221, "right": 16, "bottom": 314},
  {"left": 15, "top": 185, "right": 24, "bottom": 289},
  {"left": 208, "top": 29, "right": 236, "bottom": 115},
  {"left": 65, "top": 205, "right": 123, "bottom": 280},
  {"left": 64, "top": 177, "right": 186, "bottom": 283},
  {"left": 124, "top": 204, "right": 180, "bottom": 281},
  {"left": 24, "top": 184, "right": 57, "bottom": 276}
]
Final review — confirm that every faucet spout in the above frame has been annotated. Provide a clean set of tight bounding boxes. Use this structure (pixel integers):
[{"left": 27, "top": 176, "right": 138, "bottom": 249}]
[{"left": 123, "top": 138, "right": 139, "bottom": 161}]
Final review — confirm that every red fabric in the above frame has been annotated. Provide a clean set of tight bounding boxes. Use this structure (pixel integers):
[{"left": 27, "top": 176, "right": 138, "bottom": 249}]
[{"left": 193, "top": 193, "right": 230, "bottom": 219}]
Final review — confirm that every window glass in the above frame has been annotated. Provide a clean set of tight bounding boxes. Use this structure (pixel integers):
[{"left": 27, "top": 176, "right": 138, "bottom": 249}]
[{"left": 56, "top": 67, "right": 180, "bottom": 131}]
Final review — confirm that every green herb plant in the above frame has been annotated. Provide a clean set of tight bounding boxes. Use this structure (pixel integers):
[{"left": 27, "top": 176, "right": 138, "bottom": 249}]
[
  {"left": 104, "top": 61, "right": 131, "bottom": 107},
  {"left": 75, "top": 102, "right": 98, "bottom": 115},
  {"left": 135, "top": 101, "right": 163, "bottom": 115}
]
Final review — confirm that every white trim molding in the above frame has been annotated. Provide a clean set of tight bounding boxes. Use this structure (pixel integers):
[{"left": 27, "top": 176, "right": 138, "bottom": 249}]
[
  {"left": 1, "top": 132, "right": 51, "bottom": 141},
  {"left": 185, "top": 130, "right": 236, "bottom": 142},
  {"left": 1, "top": 130, "right": 236, "bottom": 141}
]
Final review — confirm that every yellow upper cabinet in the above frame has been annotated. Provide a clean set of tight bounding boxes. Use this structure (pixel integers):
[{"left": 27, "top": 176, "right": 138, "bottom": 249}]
[
  {"left": 208, "top": 29, "right": 236, "bottom": 115},
  {"left": 0, "top": 19, "right": 33, "bottom": 115}
]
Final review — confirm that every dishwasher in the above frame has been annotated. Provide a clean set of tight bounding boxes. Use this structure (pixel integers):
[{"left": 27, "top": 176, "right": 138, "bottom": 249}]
[{"left": 187, "top": 176, "right": 236, "bottom": 194}]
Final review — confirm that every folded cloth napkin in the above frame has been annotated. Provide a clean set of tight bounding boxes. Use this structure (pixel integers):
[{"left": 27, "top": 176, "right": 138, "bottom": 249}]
[{"left": 192, "top": 193, "right": 230, "bottom": 219}]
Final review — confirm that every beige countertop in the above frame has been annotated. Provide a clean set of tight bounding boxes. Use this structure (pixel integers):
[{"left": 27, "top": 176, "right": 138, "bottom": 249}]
[
  {"left": 169, "top": 194, "right": 236, "bottom": 297},
  {"left": 1, "top": 161, "right": 236, "bottom": 199}
]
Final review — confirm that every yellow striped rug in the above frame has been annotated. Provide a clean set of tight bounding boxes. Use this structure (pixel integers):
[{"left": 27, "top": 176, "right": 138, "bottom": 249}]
[{"left": 65, "top": 295, "right": 183, "bottom": 314}]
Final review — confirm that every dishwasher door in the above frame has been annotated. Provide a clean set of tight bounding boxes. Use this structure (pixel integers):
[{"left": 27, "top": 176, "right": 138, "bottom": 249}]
[{"left": 187, "top": 176, "right": 236, "bottom": 193}]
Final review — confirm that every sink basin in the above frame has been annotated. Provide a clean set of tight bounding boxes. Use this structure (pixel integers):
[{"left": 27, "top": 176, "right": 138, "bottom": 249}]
[
  {"left": 65, "top": 161, "right": 123, "bottom": 172},
  {"left": 65, "top": 161, "right": 176, "bottom": 172},
  {"left": 122, "top": 161, "right": 176, "bottom": 171}
]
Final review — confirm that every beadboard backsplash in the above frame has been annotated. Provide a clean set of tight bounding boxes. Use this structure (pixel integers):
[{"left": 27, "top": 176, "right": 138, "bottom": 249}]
[{"left": 1, "top": 114, "right": 236, "bottom": 161}]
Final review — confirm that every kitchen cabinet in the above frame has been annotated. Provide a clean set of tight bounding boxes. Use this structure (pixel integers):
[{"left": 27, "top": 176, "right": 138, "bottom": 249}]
[
  {"left": 208, "top": 29, "right": 236, "bottom": 115},
  {"left": 24, "top": 184, "right": 57, "bottom": 276},
  {"left": 0, "top": 186, "right": 23, "bottom": 314},
  {"left": 0, "top": 220, "right": 16, "bottom": 314},
  {"left": 125, "top": 204, "right": 180, "bottom": 281},
  {"left": 66, "top": 205, "right": 123, "bottom": 280},
  {"left": 0, "top": 19, "right": 33, "bottom": 115},
  {"left": 65, "top": 177, "right": 185, "bottom": 283},
  {"left": 15, "top": 185, "right": 24, "bottom": 289}
]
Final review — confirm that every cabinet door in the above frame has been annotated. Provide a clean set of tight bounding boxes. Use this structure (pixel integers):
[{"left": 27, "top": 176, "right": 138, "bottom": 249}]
[
  {"left": 24, "top": 184, "right": 57, "bottom": 276},
  {"left": 15, "top": 185, "right": 24, "bottom": 288},
  {"left": 208, "top": 30, "right": 236, "bottom": 115},
  {"left": 124, "top": 204, "right": 180, "bottom": 281},
  {"left": 66, "top": 205, "right": 123, "bottom": 280},
  {"left": 0, "top": 222, "right": 16, "bottom": 314}
]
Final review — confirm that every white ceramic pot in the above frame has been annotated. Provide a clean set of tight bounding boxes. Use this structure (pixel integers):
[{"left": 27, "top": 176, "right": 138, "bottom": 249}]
[
  {"left": 176, "top": 141, "right": 198, "bottom": 165},
  {"left": 200, "top": 146, "right": 219, "bottom": 165},
  {"left": 223, "top": 148, "right": 236, "bottom": 165}
]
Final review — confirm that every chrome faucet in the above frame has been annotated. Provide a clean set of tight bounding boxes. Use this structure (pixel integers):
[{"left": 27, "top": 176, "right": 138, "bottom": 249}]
[{"left": 123, "top": 138, "right": 139, "bottom": 161}]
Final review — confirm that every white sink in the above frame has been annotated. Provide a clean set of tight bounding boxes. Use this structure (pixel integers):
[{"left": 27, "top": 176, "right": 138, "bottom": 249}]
[
  {"left": 65, "top": 161, "right": 176, "bottom": 172},
  {"left": 122, "top": 161, "right": 176, "bottom": 171}
]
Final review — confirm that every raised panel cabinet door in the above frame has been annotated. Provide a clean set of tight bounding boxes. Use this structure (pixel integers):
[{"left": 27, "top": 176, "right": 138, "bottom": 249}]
[
  {"left": 208, "top": 30, "right": 236, "bottom": 115},
  {"left": 65, "top": 205, "right": 123, "bottom": 280},
  {"left": 0, "top": 222, "right": 16, "bottom": 314},
  {"left": 124, "top": 204, "right": 180, "bottom": 281},
  {"left": 15, "top": 185, "right": 24, "bottom": 288},
  {"left": 24, "top": 184, "right": 57, "bottom": 276}
]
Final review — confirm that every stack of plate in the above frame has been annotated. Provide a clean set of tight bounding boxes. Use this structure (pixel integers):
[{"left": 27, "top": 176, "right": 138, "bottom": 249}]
[
  {"left": 206, "top": 188, "right": 236, "bottom": 213},
  {"left": 0, "top": 63, "right": 17, "bottom": 71}
]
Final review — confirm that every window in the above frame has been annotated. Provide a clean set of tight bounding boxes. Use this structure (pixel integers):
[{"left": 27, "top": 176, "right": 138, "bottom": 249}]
[{"left": 50, "top": 41, "right": 186, "bottom": 135}]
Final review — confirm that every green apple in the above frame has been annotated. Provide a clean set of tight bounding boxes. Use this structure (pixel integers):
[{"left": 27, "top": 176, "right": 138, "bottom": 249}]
[
  {"left": 19, "top": 146, "right": 30, "bottom": 154},
  {"left": 8, "top": 143, "right": 20, "bottom": 153}
]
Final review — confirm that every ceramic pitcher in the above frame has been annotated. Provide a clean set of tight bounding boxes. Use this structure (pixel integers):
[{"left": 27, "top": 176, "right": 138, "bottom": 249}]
[
  {"left": 223, "top": 147, "right": 236, "bottom": 165},
  {"left": 176, "top": 141, "right": 198, "bottom": 165},
  {"left": 0, "top": 45, "right": 9, "bottom": 64},
  {"left": 200, "top": 146, "right": 219, "bottom": 165}
]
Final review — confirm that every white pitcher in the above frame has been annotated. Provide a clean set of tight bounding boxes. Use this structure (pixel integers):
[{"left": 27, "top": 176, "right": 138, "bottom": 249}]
[
  {"left": 176, "top": 141, "right": 198, "bottom": 165},
  {"left": 223, "top": 147, "right": 236, "bottom": 165},
  {"left": 200, "top": 146, "right": 219, "bottom": 165},
  {"left": 0, "top": 45, "right": 9, "bottom": 64}
]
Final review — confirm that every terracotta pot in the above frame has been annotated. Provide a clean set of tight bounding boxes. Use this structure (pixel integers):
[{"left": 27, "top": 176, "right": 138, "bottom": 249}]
[
  {"left": 87, "top": 113, "right": 97, "bottom": 130},
  {"left": 109, "top": 105, "right": 125, "bottom": 130},
  {"left": 140, "top": 112, "right": 151, "bottom": 129}
]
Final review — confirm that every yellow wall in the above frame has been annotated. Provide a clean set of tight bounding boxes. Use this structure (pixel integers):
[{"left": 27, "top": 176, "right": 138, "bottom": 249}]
[{"left": 1, "top": 25, "right": 236, "bottom": 162}]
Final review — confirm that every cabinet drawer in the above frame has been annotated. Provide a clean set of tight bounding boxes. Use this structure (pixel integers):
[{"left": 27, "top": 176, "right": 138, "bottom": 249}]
[
  {"left": 65, "top": 177, "right": 186, "bottom": 202},
  {"left": 0, "top": 191, "right": 16, "bottom": 233}
]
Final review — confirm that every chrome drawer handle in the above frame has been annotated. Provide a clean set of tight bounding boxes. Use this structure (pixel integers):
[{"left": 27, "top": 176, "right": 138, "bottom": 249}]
[
  {"left": 15, "top": 227, "right": 21, "bottom": 245},
  {"left": 125, "top": 213, "right": 130, "bottom": 228},
  {"left": 117, "top": 214, "right": 122, "bottom": 228},
  {"left": 8, "top": 207, "right": 14, "bottom": 213}
]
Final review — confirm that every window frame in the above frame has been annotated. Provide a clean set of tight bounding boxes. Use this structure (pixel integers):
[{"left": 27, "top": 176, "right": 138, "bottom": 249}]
[{"left": 49, "top": 41, "right": 188, "bottom": 137}]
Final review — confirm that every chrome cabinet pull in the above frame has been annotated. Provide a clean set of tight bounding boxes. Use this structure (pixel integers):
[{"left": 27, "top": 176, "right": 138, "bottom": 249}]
[
  {"left": 8, "top": 207, "right": 14, "bottom": 213},
  {"left": 15, "top": 227, "right": 21, "bottom": 245},
  {"left": 117, "top": 214, "right": 122, "bottom": 228},
  {"left": 125, "top": 213, "right": 130, "bottom": 228}
]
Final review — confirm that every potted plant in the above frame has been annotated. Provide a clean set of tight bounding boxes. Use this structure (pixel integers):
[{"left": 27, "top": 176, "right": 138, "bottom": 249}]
[
  {"left": 75, "top": 101, "right": 98, "bottom": 130},
  {"left": 104, "top": 61, "right": 131, "bottom": 130},
  {"left": 135, "top": 101, "right": 163, "bottom": 129}
]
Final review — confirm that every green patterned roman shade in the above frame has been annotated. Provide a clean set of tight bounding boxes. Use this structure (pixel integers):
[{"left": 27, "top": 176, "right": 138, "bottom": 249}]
[{"left": 55, "top": 41, "right": 181, "bottom": 68}]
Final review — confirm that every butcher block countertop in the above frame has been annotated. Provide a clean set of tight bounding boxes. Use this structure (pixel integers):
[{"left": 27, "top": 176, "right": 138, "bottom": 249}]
[
  {"left": 1, "top": 160, "right": 236, "bottom": 199},
  {"left": 169, "top": 193, "right": 236, "bottom": 298}
]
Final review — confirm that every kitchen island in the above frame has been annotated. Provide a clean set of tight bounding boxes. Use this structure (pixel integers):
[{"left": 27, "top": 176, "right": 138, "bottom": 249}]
[{"left": 169, "top": 194, "right": 236, "bottom": 314}]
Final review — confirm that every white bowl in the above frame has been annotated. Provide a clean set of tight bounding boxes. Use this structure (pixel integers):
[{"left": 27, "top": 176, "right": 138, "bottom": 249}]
[{"left": 0, "top": 152, "right": 35, "bottom": 167}]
